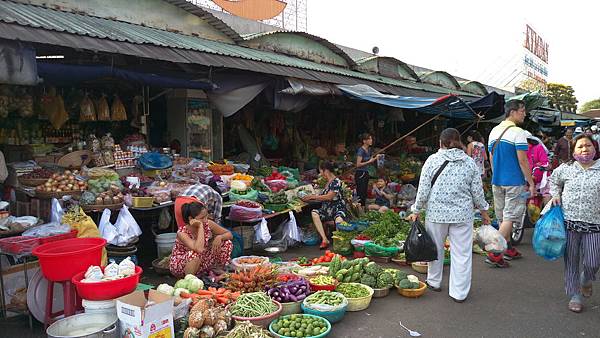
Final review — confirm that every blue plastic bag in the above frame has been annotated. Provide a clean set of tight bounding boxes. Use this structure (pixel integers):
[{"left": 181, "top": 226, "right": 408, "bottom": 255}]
[{"left": 533, "top": 205, "right": 567, "bottom": 261}]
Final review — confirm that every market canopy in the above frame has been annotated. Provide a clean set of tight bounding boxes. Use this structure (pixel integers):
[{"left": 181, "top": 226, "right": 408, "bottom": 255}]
[
  {"left": 507, "top": 91, "right": 547, "bottom": 112},
  {"left": 337, "top": 84, "right": 478, "bottom": 119},
  {"left": 37, "top": 63, "right": 213, "bottom": 89}
]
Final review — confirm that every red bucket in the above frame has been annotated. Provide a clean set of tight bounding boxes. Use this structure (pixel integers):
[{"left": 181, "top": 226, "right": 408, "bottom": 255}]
[
  {"left": 33, "top": 238, "right": 106, "bottom": 282},
  {"left": 72, "top": 266, "right": 142, "bottom": 301}
]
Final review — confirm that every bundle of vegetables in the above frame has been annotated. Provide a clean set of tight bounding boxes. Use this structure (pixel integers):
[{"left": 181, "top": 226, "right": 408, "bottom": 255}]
[
  {"left": 266, "top": 278, "right": 310, "bottom": 303},
  {"left": 183, "top": 298, "right": 230, "bottom": 338},
  {"left": 271, "top": 314, "right": 329, "bottom": 338},
  {"left": 361, "top": 211, "right": 409, "bottom": 241},
  {"left": 264, "top": 171, "right": 287, "bottom": 182},
  {"left": 397, "top": 274, "right": 421, "bottom": 290},
  {"left": 304, "top": 291, "right": 345, "bottom": 307},
  {"left": 229, "top": 292, "right": 277, "bottom": 318},
  {"left": 251, "top": 177, "right": 271, "bottom": 192},
  {"left": 331, "top": 230, "right": 358, "bottom": 255},
  {"left": 384, "top": 268, "right": 407, "bottom": 287},
  {"left": 223, "top": 321, "right": 271, "bottom": 338},
  {"left": 336, "top": 283, "right": 370, "bottom": 298},
  {"left": 266, "top": 191, "right": 288, "bottom": 204},
  {"left": 358, "top": 262, "right": 385, "bottom": 288},
  {"left": 330, "top": 257, "right": 369, "bottom": 283},
  {"left": 225, "top": 265, "right": 277, "bottom": 293}
]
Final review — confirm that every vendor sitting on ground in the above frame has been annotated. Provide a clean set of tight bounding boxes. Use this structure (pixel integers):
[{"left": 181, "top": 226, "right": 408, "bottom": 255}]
[
  {"left": 169, "top": 202, "right": 233, "bottom": 278},
  {"left": 368, "top": 178, "right": 394, "bottom": 212},
  {"left": 301, "top": 161, "right": 349, "bottom": 249}
]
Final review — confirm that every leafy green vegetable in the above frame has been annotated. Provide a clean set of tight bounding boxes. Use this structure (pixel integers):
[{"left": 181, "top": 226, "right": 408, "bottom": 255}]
[
  {"left": 360, "top": 274, "right": 376, "bottom": 288},
  {"left": 365, "top": 262, "right": 383, "bottom": 277},
  {"left": 376, "top": 271, "right": 394, "bottom": 288},
  {"left": 398, "top": 279, "right": 412, "bottom": 289}
]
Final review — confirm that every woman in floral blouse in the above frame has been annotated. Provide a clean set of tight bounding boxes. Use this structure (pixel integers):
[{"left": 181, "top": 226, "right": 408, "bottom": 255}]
[
  {"left": 409, "top": 128, "right": 491, "bottom": 302},
  {"left": 550, "top": 134, "right": 600, "bottom": 313},
  {"left": 302, "top": 161, "right": 348, "bottom": 249}
]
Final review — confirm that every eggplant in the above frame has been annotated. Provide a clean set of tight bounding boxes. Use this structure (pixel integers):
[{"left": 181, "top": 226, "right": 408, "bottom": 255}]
[
  {"left": 290, "top": 286, "right": 298, "bottom": 294},
  {"left": 273, "top": 291, "right": 279, "bottom": 297},
  {"left": 289, "top": 294, "right": 298, "bottom": 302},
  {"left": 296, "top": 294, "right": 307, "bottom": 301}
]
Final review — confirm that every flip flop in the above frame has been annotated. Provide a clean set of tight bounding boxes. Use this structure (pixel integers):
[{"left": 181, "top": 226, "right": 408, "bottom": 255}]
[{"left": 319, "top": 241, "right": 329, "bottom": 250}]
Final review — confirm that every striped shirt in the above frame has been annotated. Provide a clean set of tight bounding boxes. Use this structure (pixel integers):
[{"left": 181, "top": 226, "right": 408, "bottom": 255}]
[
  {"left": 488, "top": 120, "right": 528, "bottom": 186},
  {"left": 181, "top": 184, "right": 223, "bottom": 223}
]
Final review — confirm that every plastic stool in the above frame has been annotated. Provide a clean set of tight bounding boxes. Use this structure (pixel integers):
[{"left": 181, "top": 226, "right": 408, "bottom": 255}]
[{"left": 44, "top": 280, "right": 82, "bottom": 328}]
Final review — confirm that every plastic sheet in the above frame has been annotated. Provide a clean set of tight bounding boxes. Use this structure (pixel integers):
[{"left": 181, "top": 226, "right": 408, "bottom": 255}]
[
  {"left": 22, "top": 222, "right": 70, "bottom": 237},
  {"left": 229, "top": 205, "right": 262, "bottom": 222}
]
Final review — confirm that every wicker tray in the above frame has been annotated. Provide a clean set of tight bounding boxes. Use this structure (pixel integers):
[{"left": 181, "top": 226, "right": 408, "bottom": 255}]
[
  {"left": 397, "top": 281, "right": 427, "bottom": 298},
  {"left": 57, "top": 150, "right": 92, "bottom": 169},
  {"left": 81, "top": 203, "right": 123, "bottom": 212},
  {"left": 35, "top": 190, "right": 82, "bottom": 199},
  {"left": 152, "top": 258, "right": 171, "bottom": 276},
  {"left": 411, "top": 262, "right": 428, "bottom": 274},
  {"left": 18, "top": 177, "right": 48, "bottom": 187}
]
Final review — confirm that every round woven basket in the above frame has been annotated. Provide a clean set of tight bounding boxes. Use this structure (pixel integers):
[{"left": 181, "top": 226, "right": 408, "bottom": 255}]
[
  {"left": 411, "top": 262, "right": 428, "bottom": 274},
  {"left": 18, "top": 177, "right": 48, "bottom": 187},
  {"left": 35, "top": 190, "right": 82, "bottom": 199},
  {"left": 397, "top": 281, "right": 427, "bottom": 298}
]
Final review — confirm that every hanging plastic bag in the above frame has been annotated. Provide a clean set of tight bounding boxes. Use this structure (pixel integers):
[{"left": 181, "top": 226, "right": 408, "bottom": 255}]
[
  {"left": 110, "top": 95, "right": 127, "bottom": 121},
  {"left": 114, "top": 206, "right": 142, "bottom": 246},
  {"left": 253, "top": 218, "right": 271, "bottom": 244},
  {"left": 98, "top": 209, "right": 119, "bottom": 245},
  {"left": 49, "top": 95, "right": 69, "bottom": 129},
  {"left": 283, "top": 211, "right": 302, "bottom": 245},
  {"left": 404, "top": 220, "right": 438, "bottom": 262},
  {"left": 80, "top": 94, "right": 96, "bottom": 121},
  {"left": 96, "top": 95, "right": 110, "bottom": 121},
  {"left": 50, "top": 198, "right": 64, "bottom": 224},
  {"left": 158, "top": 208, "right": 172, "bottom": 230},
  {"left": 533, "top": 205, "right": 566, "bottom": 261},
  {"left": 475, "top": 225, "right": 508, "bottom": 254}
]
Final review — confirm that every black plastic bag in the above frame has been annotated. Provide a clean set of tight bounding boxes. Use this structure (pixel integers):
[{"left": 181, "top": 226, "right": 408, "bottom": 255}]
[{"left": 405, "top": 220, "right": 438, "bottom": 262}]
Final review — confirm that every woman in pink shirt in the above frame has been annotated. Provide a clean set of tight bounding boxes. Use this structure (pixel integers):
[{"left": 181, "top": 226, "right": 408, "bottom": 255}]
[{"left": 525, "top": 132, "right": 550, "bottom": 202}]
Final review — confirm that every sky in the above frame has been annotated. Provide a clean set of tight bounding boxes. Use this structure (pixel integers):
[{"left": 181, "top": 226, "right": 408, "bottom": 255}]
[{"left": 307, "top": 0, "right": 600, "bottom": 109}]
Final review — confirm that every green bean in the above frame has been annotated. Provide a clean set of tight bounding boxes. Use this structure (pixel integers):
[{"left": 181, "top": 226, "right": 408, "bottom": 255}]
[{"left": 230, "top": 292, "right": 277, "bottom": 317}]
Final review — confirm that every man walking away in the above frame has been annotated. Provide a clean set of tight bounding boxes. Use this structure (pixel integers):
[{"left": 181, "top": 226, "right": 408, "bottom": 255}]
[
  {"left": 487, "top": 100, "right": 535, "bottom": 268},
  {"left": 554, "top": 128, "right": 574, "bottom": 165}
]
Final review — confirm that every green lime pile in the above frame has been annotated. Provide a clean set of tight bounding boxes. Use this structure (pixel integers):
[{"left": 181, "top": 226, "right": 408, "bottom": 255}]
[{"left": 271, "top": 314, "right": 328, "bottom": 337}]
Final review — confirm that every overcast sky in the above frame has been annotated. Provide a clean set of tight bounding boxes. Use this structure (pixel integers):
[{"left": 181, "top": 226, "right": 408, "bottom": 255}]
[{"left": 307, "top": 0, "right": 599, "bottom": 109}]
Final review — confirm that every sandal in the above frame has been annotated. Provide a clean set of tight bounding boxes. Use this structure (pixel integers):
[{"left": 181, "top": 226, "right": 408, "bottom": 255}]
[
  {"left": 582, "top": 284, "right": 593, "bottom": 298},
  {"left": 568, "top": 301, "right": 583, "bottom": 313},
  {"left": 319, "top": 241, "right": 329, "bottom": 250}
]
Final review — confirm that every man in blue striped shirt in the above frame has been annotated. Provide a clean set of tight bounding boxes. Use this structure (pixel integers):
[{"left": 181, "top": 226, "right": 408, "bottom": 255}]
[{"left": 487, "top": 100, "right": 535, "bottom": 267}]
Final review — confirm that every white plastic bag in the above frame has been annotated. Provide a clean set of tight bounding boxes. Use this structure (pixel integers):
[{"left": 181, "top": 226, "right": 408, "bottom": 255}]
[
  {"left": 23, "top": 222, "right": 69, "bottom": 237},
  {"left": 283, "top": 211, "right": 302, "bottom": 245},
  {"left": 50, "top": 198, "right": 64, "bottom": 224},
  {"left": 83, "top": 266, "right": 103, "bottom": 282},
  {"left": 254, "top": 218, "right": 271, "bottom": 244},
  {"left": 98, "top": 209, "right": 119, "bottom": 245},
  {"left": 158, "top": 208, "right": 172, "bottom": 230},
  {"left": 303, "top": 291, "right": 348, "bottom": 312},
  {"left": 114, "top": 206, "right": 142, "bottom": 246},
  {"left": 118, "top": 257, "right": 136, "bottom": 276},
  {"left": 475, "top": 225, "right": 508, "bottom": 254},
  {"left": 104, "top": 260, "right": 119, "bottom": 278}
]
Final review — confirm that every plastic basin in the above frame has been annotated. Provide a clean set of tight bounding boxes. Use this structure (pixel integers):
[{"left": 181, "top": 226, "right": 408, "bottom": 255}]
[
  {"left": 280, "top": 301, "right": 302, "bottom": 316},
  {"left": 33, "top": 238, "right": 106, "bottom": 282},
  {"left": 269, "top": 313, "right": 332, "bottom": 337},
  {"left": 72, "top": 266, "right": 142, "bottom": 301},
  {"left": 338, "top": 283, "right": 374, "bottom": 312},
  {"left": 230, "top": 300, "right": 282, "bottom": 328},
  {"left": 300, "top": 302, "right": 346, "bottom": 324}
]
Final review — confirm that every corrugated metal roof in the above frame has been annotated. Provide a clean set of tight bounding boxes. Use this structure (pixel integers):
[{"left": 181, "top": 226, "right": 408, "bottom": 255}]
[{"left": 0, "top": 1, "right": 478, "bottom": 97}]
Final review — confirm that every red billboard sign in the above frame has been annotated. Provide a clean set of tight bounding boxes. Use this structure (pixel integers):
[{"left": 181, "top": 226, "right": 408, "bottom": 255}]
[{"left": 524, "top": 24, "right": 549, "bottom": 63}]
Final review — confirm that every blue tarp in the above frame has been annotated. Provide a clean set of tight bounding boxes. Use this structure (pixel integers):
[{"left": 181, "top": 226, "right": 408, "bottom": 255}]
[
  {"left": 37, "top": 62, "right": 213, "bottom": 89},
  {"left": 337, "top": 84, "right": 477, "bottom": 119}
]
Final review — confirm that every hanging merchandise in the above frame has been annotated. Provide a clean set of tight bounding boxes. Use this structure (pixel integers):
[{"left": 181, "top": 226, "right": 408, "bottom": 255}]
[
  {"left": 88, "top": 134, "right": 101, "bottom": 152},
  {"left": 0, "top": 95, "right": 8, "bottom": 118},
  {"left": 96, "top": 95, "right": 110, "bottom": 121},
  {"left": 80, "top": 94, "right": 97, "bottom": 121},
  {"left": 48, "top": 94, "right": 69, "bottom": 130},
  {"left": 111, "top": 95, "right": 127, "bottom": 121},
  {"left": 101, "top": 133, "right": 115, "bottom": 150}
]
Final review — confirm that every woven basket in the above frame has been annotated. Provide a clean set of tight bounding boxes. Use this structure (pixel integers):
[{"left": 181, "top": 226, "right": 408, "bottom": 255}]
[
  {"left": 57, "top": 150, "right": 92, "bottom": 169},
  {"left": 82, "top": 203, "right": 123, "bottom": 212},
  {"left": 411, "top": 262, "right": 428, "bottom": 274},
  {"left": 18, "top": 177, "right": 48, "bottom": 187},
  {"left": 397, "top": 281, "right": 427, "bottom": 298},
  {"left": 35, "top": 190, "right": 82, "bottom": 199}
]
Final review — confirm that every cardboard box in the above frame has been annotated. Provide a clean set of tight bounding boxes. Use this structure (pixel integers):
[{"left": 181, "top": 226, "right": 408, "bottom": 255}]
[{"left": 116, "top": 290, "right": 175, "bottom": 338}]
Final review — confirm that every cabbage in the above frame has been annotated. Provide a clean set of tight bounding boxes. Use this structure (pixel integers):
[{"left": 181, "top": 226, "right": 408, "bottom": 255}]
[
  {"left": 157, "top": 283, "right": 174, "bottom": 296},
  {"left": 407, "top": 275, "right": 419, "bottom": 283},
  {"left": 174, "top": 288, "right": 189, "bottom": 297},
  {"left": 230, "top": 180, "right": 247, "bottom": 192},
  {"left": 174, "top": 279, "right": 189, "bottom": 289},
  {"left": 187, "top": 278, "right": 204, "bottom": 293},
  {"left": 184, "top": 274, "right": 199, "bottom": 281}
]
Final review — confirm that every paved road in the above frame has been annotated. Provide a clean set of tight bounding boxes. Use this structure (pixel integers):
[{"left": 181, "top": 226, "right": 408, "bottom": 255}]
[{"left": 5, "top": 229, "right": 600, "bottom": 337}]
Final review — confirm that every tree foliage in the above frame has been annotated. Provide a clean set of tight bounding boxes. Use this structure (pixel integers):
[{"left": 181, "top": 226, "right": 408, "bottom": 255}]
[
  {"left": 517, "top": 78, "right": 547, "bottom": 94},
  {"left": 546, "top": 83, "right": 578, "bottom": 112},
  {"left": 581, "top": 99, "right": 600, "bottom": 113}
]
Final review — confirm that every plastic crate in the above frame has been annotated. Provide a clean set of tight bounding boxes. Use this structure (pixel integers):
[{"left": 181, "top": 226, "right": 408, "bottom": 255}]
[
  {"left": 39, "top": 230, "right": 78, "bottom": 244},
  {"left": 0, "top": 236, "right": 41, "bottom": 255},
  {"left": 132, "top": 197, "right": 154, "bottom": 208}
]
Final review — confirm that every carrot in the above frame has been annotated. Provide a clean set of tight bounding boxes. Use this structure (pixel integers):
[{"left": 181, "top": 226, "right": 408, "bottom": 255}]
[
  {"left": 215, "top": 296, "right": 229, "bottom": 304},
  {"left": 195, "top": 290, "right": 214, "bottom": 296},
  {"left": 179, "top": 292, "right": 198, "bottom": 299}
]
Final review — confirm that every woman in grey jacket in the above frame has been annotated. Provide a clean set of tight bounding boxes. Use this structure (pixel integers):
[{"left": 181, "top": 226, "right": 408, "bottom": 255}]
[{"left": 409, "top": 128, "right": 491, "bottom": 302}]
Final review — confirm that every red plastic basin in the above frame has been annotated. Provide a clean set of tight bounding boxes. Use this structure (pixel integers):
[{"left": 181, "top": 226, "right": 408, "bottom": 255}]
[
  {"left": 32, "top": 238, "right": 106, "bottom": 282},
  {"left": 72, "top": 266, "right": 142, "bottom": 301}
]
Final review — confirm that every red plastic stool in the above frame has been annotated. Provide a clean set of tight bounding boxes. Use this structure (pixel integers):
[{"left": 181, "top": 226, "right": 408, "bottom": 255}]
[{"left": 44, "top": 280, "right": 82, "bottom": 328}]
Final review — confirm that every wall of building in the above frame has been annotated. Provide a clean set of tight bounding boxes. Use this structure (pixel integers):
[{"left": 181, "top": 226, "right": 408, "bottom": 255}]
[{"left": 14, "top": 0, "right": 234, "bottom": 43}]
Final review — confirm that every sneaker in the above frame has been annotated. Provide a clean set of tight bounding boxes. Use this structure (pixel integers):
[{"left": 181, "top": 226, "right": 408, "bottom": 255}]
[
  {"left": 485, "top": 253, "right": 510, "bottom": 268},
  {"left": 504, "top": 248, "right": 523, "bottom": 261}
]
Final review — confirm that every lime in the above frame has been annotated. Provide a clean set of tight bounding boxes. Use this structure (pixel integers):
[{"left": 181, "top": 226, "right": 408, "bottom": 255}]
[{"left": 313, "top": 328, "right": 321, "bottom": 336}]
